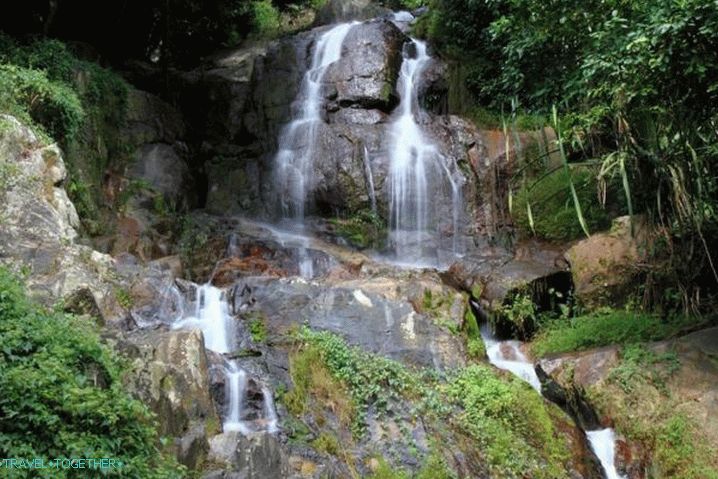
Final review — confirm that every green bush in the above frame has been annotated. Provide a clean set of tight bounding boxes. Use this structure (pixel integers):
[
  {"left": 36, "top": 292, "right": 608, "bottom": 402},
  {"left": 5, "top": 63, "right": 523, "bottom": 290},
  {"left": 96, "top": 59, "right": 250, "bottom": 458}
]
[
  {"left": 445, "top": 364, "right": 569, "bottom": 478},
  {"left": 513, "top": 167, "right": 610, "bottom": 241},
  {"left": 0, "top": 64, "right": 84, "bottom": 142},
  {"left": 251, "top": 0, "right": 281, "bottom": 37},
  {"left": 0, "top": 268, "right": 183, "bottom": 478},
  {"left": 531, "top": 309, "right": 696, "bottom": 357}
]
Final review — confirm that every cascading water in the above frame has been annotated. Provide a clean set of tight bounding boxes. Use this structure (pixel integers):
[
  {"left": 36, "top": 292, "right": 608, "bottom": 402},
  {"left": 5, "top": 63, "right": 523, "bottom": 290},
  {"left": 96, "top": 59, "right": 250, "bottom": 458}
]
[
  {"left": 587, "top": 429, "right": 627, "bottom": 479},
  {"left": 273, "top": 22, "right": 356, "bottom": 221},
  {"left": 386, "top": 38, "right": 464, "bottom": 264},
  {"left": 173, "top": 284, "right": 233, "bottom": 353},
  {"left": 479, "top": 319, "right": 626, "bottom": 478},
  {"left": 172, "top": 283, "right": 278, "bottom": 435},
  {"left": 481, "top": 324, "right": 541, "bottom": 391}
]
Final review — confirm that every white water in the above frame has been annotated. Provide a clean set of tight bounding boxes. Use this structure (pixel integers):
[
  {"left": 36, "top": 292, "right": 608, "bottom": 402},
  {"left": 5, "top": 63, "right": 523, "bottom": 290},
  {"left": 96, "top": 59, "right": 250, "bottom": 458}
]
[
  {"left": 223, "top": 362, "right": 252, "bottom": 435},
  {"left": 172, "top": 283, "right": 278, "bottom": 435},
  {"left": 587, "top": 429, "right": 627, "bottom": 479},
  {"left": 480, "top": 324, "right": 541, "bottom": 391},
  {"left": 387, "top": 39, "right": 464, "bottom": 264},
  {"left": 173, "top": 284, "right": 233, "bottom": 353},
  {"left": 273, "top": 22, "right": 356, "bottom": 221}
]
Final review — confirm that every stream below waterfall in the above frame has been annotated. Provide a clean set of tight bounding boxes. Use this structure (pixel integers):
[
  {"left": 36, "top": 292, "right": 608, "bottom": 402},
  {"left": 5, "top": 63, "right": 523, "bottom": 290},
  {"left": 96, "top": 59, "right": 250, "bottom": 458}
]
[{"left": 479, "top": 321, "right": 626, "bottom": 479}]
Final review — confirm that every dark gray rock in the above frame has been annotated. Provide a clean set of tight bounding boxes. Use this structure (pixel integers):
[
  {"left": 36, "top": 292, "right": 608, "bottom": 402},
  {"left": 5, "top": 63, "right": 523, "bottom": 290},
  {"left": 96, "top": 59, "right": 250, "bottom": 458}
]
[{"left": 324, "top": 20, "right": 405, "bottom": 110}]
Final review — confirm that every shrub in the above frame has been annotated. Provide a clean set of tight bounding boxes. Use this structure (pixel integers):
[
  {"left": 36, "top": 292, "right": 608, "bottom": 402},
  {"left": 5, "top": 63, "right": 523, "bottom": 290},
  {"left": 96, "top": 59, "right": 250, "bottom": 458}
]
[
  {"left": 0, "top": 64, "right": 84, "bottom": 142},
  {"left": 251, "top": 0, "right": 281, "bottom": 38},
  {"left": 0, "top": 267, "right": 183, "bottom": 478}
]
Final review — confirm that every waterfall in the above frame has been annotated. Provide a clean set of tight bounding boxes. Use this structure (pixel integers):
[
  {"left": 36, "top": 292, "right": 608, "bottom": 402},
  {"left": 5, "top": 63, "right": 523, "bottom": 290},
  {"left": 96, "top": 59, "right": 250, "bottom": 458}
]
[
  {"left": 172, "top": 282, "right": 278, "bottom": 435},
  {"left": 587, "top": 429, "right": 627, "bottom": 479},
  {"left": 481, "top": 324, "right": 541, "bottom": 391},
  {"left": 223, "top": 361, "right": 251, "bottom": 435},
  {"left": 273, "top": 22, "right": 356, "bottom": 221},
  {"left": 363, "top": 145, "right": 378, "bottom": 214},
  {"left": 173, "top": 284, "right": 233, "bottom": 354},
  {"left": 387, "top": 38, "right": 463, "bottom": 264},
  {"left": 480, "top": 322, "right": 626, "bottom": 478}
]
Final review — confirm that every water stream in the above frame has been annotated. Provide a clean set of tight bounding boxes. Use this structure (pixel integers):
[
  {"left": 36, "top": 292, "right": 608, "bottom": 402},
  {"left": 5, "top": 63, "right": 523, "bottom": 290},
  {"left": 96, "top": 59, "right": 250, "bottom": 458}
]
[
  {"left": 386, "top": 37, "right": 464, "bottom": 265},
  {"left": 479, "top": 322, "right": 626, "bottom": 478},
  {"left": 172, "top": 283, "right": 278, "bottom": 435},
  {"left": 273, "top": 22, "right": 356, "bottom": 221}
]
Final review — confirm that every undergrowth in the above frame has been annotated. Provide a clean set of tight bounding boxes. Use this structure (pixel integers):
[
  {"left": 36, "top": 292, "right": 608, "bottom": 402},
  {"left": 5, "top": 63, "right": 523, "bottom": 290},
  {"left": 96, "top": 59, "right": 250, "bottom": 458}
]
[{"left": 0, "top": 267, "right": 183, "bottom": 478}]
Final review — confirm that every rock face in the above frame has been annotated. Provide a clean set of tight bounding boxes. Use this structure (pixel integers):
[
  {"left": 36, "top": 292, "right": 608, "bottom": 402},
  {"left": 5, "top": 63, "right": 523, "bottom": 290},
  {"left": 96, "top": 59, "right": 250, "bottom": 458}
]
[
  {"left": 181, "top": 18, "right": 481, "bottom": 240},
  {"left": 565, "top": 216, "right": 649, "bottom": 308},
  {"left": 120, "top": 329, "right": 220, "bottom": 469},
  {"left": 229, "top": 276, "right": 466, "bottom": 371},
  {"left": 0, "top": 115, "right": 122, "bottom": 322},
  {"left": 106, "top": 88, "right": 193, "bottom": 260}
]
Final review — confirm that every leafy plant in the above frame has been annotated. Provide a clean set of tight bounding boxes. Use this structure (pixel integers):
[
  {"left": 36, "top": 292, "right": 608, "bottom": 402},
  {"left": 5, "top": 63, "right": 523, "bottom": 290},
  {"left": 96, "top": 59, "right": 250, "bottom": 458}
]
[{"left": 0, "top": 267, "right": 183, "bottom": 478}]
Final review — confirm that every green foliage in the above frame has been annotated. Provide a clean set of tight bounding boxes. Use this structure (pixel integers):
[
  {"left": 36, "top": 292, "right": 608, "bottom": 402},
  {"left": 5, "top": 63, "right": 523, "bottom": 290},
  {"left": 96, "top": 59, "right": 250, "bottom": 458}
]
[
  {"left": 366, "top": 456, "right": 410, "bottom": 479},
  {"left": 608, "top": 344, "right": 680, "bottom": 394},
  {"left": 415, "top": 450, "right": 457, "bottom": 479},
  {"left": 0, "top": 64, "right": 84, "bottom": 143},
  {"left": 424, "top": 0, "right": 718, "bottom": 304},
  {"left": 0, "top": 34, "right": 131, "bottom": 233},
  {"left": 250, "top": 0, "right": 281, "bottom": 38},
  {"left": 294, "top": 328, "right": 422, "bottom": 435},
  {"left": 248, "top": 314, "right": 267, "bottom": 343},
  {"left": 531, "top": 309, "right": 696, "bottom": 357},
  {"left": 499, "top": 292, "right": 536, "bottom": 335},
  {"left": 654, "top": 415, "right": 718, "bottom": 479},
  {"left": 330, "top": 209, "right": 386, "bottom": 250},
  {"left": 444, "top": 364, "right": 569, "bottom": 478},
  {"left": 0, "top": 267, "right": 183, "bottom": 478},
  {"left": 114, "top": 287, "right": 133, "bottom": 310},
  {"left": 513, "top": 167, "right": 610, "bottom": 241}
]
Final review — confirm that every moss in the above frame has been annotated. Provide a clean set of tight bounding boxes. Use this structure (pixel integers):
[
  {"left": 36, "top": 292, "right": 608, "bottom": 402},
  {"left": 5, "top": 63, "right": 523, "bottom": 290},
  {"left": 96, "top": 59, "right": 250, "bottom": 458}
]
[
  {"left": 531, "top": 309, "right": 698, "bottom": 357},
  {"left": 330, "top": 209, "right": 386, "bottom": 250},
  {"left": 513, "top": 167, "right": 611, "bottom": 242},
  {"left": 248, "top": 313, "right": 268, "bottom": 343}
]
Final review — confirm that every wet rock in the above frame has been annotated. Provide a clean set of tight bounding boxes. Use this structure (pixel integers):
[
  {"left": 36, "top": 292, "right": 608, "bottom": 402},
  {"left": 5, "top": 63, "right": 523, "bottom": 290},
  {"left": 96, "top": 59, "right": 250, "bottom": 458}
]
[
  {"left": 209, "top": 432, "right": 290, "bottom": 478},
  {"left": 118, "top": 329, "right": 219, "bottom": 467},
  {"left": 230, "top": 276, "right": 465, "bottom": 370},
  {"left": 124, "top": 89, "right": 185, "bottom": 145},
  {"left": 324, "top": 20, "right": 405, "bottom": 111},
  {"left": 565, "top": 215, "right": 649, "bottom": 308}
]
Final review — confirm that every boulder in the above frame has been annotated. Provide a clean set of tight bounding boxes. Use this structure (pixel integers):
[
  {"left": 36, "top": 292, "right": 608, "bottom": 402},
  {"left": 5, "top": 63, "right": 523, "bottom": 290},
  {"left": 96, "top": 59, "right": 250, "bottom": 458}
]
[
  {"left": 0, "top": 115, "right": 122, "bottom": 323},
  {"left": 324, "top": 20, "right": 405, "bottom": 110},
  {"left": 314, "top": 0, "right": 390, "bottom": 24},
  {"left": 565, "top": 216, "right": 649, "bottom": 308}
]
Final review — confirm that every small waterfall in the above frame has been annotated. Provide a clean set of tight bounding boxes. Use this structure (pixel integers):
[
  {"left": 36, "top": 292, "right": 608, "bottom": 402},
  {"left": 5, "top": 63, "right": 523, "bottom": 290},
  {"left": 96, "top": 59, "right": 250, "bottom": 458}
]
[
  {"left": 481, "top": 324, "right": 541, "bottom": 391},
  {"left": 387, "top": 38, "right": 463, "bottom": 264},
  {"left": 273, "top": 22, "right": 356, "bottom": 221},
  {"left": 362, "top": 145, "right": 378, "bottom": 214},
  {"left": 223, "top": 361, "right": 251, "bottom": 435},
  {"left": 587, "top": 429, "right": 627, "bottom": 479},
  {"left": 480, "top": 322, "right": 625, "bottom": 478},
  {"left": 173, "top": 284, "right": 233, "bottom": 353},
  {"left": 262, "top": 386, "right": 279, "bottom": 434},
  {"left": 172, "top": 282, "right": 278, "bottom": 435}
]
